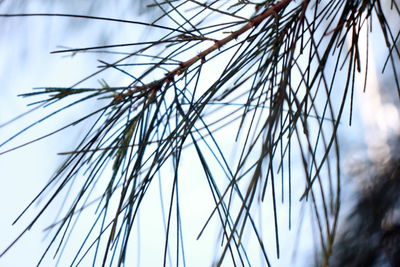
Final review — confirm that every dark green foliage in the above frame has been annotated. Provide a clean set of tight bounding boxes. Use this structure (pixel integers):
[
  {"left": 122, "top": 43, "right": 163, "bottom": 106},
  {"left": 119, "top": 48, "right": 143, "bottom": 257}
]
[{"left": 330, "top": 150, "right": 400, "bottom": 267}]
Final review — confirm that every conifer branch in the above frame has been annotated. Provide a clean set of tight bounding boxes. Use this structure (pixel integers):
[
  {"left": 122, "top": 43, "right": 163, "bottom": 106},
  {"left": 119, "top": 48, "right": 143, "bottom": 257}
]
[
  {"left": 0, "top": 0, "right": 399, "bottom": 266},
  {"left": 120, "top": 0, "right": 293, "bottom": 99}
]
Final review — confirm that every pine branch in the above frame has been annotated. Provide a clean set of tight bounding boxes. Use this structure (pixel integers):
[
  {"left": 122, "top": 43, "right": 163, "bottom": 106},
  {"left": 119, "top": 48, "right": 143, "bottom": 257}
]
[
  {"left": 0, "top": 0, "right": 399, "bottom": 266},
  {"left": 116, "top": 0, "right": 293, "bottom": 100}
]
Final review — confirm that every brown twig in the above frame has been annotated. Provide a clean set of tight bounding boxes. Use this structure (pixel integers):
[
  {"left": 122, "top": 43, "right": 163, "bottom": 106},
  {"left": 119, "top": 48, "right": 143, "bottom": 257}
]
[{"left": 119, "top": 0, "right": 294, "bottom": 99}]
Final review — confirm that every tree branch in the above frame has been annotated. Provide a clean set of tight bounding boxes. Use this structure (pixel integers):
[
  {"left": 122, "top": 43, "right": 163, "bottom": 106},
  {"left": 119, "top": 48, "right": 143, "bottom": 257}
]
[{"left": 120, "top": 0, "right": 294, "bottom": 98}]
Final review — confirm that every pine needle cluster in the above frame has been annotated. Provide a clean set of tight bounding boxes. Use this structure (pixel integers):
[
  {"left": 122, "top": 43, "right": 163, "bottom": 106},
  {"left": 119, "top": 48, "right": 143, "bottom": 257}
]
[{"left": 0, "top": 0, "right": 399, "bottom": 266}]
